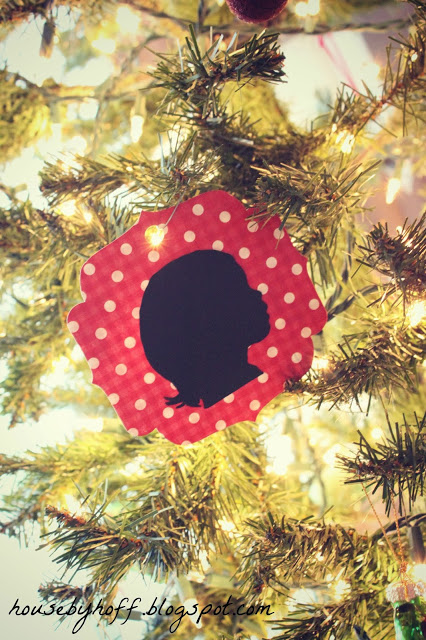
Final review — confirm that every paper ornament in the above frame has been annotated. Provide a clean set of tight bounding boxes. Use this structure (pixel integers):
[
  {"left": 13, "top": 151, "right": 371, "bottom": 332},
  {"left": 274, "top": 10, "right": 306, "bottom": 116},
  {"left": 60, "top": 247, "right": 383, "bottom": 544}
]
[{"left": 67, "top": 190, "right": 327, "bottom": 444}]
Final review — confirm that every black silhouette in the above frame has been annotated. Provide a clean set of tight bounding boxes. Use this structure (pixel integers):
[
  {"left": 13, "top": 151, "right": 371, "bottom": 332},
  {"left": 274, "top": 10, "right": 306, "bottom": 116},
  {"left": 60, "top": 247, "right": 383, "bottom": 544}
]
[{"left": 139, "top": 250, "right": 270, "bottom": 408}]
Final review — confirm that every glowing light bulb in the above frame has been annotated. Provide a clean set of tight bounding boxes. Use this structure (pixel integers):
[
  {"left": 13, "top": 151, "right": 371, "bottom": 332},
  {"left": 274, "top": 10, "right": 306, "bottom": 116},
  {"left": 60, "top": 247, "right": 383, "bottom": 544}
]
[
  {"left": 295, "top": 2, "right": 309, "bottom": 17},
  {"left": 294, "top": 0, "right": 320, "bottom": 17},
  {"left": 385, "top": 177, "right": 401, "bottom": 205},
  {"left": 83, "top": 211, "right": 93, "bottom": 223},
  {"left": 130, "top": 114, "right": 145, "bottom": 143},
  {"left": 336, "top": 130, "right": 355, "bottom": 154},
  {"left": 411, "top": 52, "right": 419, "bottom": 62},
  {"left": 218, "top": 519, "right": 237, "bottom": 533},
  {"left": 332, "top": 579, "right": 351, "bottom": 601},
  {"left": 116, "top": 6, "right": 141, "bottom": 34},
  {"left": 92, "top": 38, "right": 116, "bottom": 54},
  {"left": 58, "top": 200, "right": 77, "bottom": 217},
  {"left": 412, "top": 564, "right": 426, "bottom": 581},
  {"left": 306, "top": 0, "right": 320, "bottom": 15},
  {"left": 312, "top": 356, "right": 329, "bottom": 371},
  {"left": 407, "top": 300, "right": 426, "bottom": 327},
  {"left": 371, "top": 427, "right": 384, "bottom": 440},
  {"left": 145, "top": 225, "right": 165, "bottom": 246}
]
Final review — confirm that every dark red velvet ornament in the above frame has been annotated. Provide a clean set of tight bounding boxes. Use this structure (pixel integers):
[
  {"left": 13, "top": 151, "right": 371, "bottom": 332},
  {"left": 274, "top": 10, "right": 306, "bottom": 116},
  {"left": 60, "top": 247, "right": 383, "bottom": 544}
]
[{"left": 226, "top": 0, "right": 288, "bottom": 23}]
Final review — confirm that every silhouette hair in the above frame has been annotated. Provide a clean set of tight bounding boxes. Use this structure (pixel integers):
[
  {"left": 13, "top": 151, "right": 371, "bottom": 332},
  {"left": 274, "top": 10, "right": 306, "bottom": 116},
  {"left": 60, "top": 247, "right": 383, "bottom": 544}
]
[{"left": 139, "top": 250, "right": 270, "bottom": 408}]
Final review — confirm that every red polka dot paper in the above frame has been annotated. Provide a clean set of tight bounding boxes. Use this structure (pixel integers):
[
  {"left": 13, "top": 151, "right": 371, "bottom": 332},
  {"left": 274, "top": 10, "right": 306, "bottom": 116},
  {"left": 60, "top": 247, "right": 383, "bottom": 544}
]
[{"left": 67, "top": 190, "right": 327, "bottom": 444}]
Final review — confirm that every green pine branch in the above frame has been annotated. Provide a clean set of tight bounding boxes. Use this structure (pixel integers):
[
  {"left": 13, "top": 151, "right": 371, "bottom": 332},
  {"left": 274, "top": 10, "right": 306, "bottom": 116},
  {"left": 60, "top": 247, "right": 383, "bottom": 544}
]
[
  {"left": 356, "top": 213, "right": 426, "bottom": 306},
  {"left": 338, "top": 412, "right": 426, "bottom": 515},
  {"left": 286, "top": 322, "right": 425, "bottom": 411}
]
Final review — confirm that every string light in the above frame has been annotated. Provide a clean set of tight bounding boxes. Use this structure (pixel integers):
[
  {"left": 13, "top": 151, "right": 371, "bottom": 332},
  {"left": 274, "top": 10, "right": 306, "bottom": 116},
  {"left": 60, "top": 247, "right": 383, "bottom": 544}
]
[
  {"left": 83, "top": 211, "right": 93, "bottom": 223},
  {"left": 145, "top": 225, "right": 165, "bottom": 246},
  {"left": 116, "top": 6, "right": 141, "bottom": 34},
  {"left": 218, "top": 519, "right": 237, "bottom": 534},
  {"left": 58, "top": 200, "right": 77, "bottom": 217},
  {"left": 412, "top": 564, "right": 426, "bottom": 581},
  {"left": 371, "top": 427, "right": 384, "bottom": 440},
  {"left": 331, "top": 579, "right": 351, "bottom": 601},
  {"left": 335, "top": 130, "right": 355, "bottom": 154},
  {"left": 294, "top": 0, "right": 320, "bottom": 17},
  {"left": 130, "top": 114, "right": 145, "bottom": 143},
  {"left": 312, "top": 356, "right": 329, "bottom": 371},
  {"left": 92, "top": 38, "right": 116, "bottom": 54},
  {"left": 407, "top": 300, "right": 426, "bottom": 327},
  {"left": 385, "top": 177, "right": 401, "bottom": 205}
]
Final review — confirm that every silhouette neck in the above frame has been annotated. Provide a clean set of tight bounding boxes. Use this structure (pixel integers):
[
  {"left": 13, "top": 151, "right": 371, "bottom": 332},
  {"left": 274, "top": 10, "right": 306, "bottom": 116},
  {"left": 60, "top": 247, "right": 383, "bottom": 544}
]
[{"left": 198, "top": 351, "right": 262, "bottom": 408}]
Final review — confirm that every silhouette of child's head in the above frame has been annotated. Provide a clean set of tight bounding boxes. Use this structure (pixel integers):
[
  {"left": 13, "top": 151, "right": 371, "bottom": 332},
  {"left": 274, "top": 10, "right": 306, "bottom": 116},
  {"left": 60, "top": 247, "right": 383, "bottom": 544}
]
[{"left": 140, "top": 250, "right": 270, "bottom": 408}]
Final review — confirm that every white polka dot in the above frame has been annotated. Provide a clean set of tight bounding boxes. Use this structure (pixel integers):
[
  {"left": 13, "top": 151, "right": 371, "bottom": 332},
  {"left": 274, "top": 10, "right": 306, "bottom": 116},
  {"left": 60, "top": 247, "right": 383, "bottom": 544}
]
[
  {"left": 115, "top": 363, "right": 127, "bottom": 376},
  {"left": 292, "top": 263, "right": 303, "bottom": 275},
  {"left": 212, "top": 240, "right": 224, "bottom": 251},
  {"left": 215, "top": 420, "right": 226, "bottom": 431},
  {"left": 104, "top": 300, "right": 116, "bottom": 312},
  {"left": 95, "top": 327, "right": 107, "bottom": 340},
  {"left": 192, "top": 203, "right": 204, "bottom": 215},
  {"left": 275, "top": 318, "right": 286, "bottom": 330},
  {"left": 301, "top": 327, "right": 311, "bottom": 338},
  {"left": 267, "top": 347, "right": 278, "bottom": 358},
  {"left": 247, "top": 221, "right": 259, "bottom": 232},
  {"left": 170, "top": 382, "right": 176, "bottom": 390},
  {"left": 148, "top": 250, "right": 160, "bottom": 262},
  {"left": 224, "top": 393, "right": 234, "bottom": 403},
  {"left": 129, "top": 428, "right": 139, "bottom": 436},
  {"left": 182, "top": 440, "right": 192, "bottom": 446},
  {"left": 189, "top": 412, "right": 200, "bottom": 424},
  {"left": 184, "top": 231, "right": 196, "bottom": 243},
  {"left": 258, "top": 373, "right": 269, "bottom": 383},
  {"left": 120, "top": 243, "right": 132, "bottom": 255},
  {"left": 257, "top": 283, "right": 268, "bottom": 295},
  {"left": 132, "top": 307, "right": 140, "bottom": 319},
  {"left": 219, "top": 211, "right": 231, "bottom": 223},
  {"left": 83, "top": 263, "right": 95, "bottom": 275},
  {"left": 274, "top": 228, "right": 284, "bottom": 240},
  {"left": 266, "top": 257, "right": 277, "bottom": 269},
  {"left": 163, "top": 407, "right": 174, "bottom": 418},
  {"left": 108, "top": 393, "right": 119, "bottom": 405},
  {"left": 284, "top": 292, "right": 295, "bottom": 304},
  {"left": 68, "top": 321, "right": 79, "bottom": 333},
  {"left": 88, "top": 357, "right": 99, "bottom": 369},
  {"left": 239, "top": 247, "right": 250, "bottom": 259},
  {"left": 144, "top": 372, "right": 155, "bottom": 384},
  {"left": 158, "top": 223, "right": 168, "bottom": 234},
  {"left": 309, "top": 298, "right": 320, "bottom": 310},
  {"left": 141, "top": 280, "right": 149, "bottom": 290},
  {"left": 124, "top": 336, "right": 136, "bottom": 348},
  {"left": 292, "top": 352, "right": 302, "bottom": 363},
  {"left": 111, "top": 270, "right": 123, "bottom": 282},
  {"left": 81, "top": 291, "right": 87, "bottom": 301},
  {"left": 134, "top": 399, "right": 146, "bottom": 411},
  {"left": 250, "top": 400, "right": 261, "bottom": 411}
]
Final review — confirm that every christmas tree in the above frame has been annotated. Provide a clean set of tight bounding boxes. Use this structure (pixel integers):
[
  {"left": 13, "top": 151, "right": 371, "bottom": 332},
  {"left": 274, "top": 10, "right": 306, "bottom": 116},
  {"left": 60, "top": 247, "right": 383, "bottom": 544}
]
[{"left": 0, "top": 0, "right": 425, "bottom": 639}]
